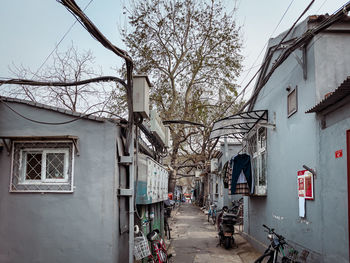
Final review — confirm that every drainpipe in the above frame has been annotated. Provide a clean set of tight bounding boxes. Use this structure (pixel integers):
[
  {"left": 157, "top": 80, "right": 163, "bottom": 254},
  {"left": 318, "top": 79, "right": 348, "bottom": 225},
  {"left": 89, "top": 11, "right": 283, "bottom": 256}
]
[{"left": 129, "top": 126, "right": 135, "bottom": 263}]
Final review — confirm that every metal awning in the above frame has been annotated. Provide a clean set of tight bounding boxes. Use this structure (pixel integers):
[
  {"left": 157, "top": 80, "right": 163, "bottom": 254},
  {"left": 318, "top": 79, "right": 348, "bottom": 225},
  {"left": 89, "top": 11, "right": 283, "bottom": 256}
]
[
  {"left": 306, "top": 76, "right": 350, "bottom": 113},
  {"left": 209, "top": 110, "right": 268, "bottom": 140}
]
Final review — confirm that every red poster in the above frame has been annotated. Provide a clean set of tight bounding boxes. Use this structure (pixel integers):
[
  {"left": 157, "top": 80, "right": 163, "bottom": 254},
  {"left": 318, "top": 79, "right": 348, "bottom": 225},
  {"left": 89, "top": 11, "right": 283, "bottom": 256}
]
[
  {"left": 305, "top": 176, "right": 312, "bottom": 197},
  {"left": 297, "top": 170, "right": 314, "bottom": 200}
]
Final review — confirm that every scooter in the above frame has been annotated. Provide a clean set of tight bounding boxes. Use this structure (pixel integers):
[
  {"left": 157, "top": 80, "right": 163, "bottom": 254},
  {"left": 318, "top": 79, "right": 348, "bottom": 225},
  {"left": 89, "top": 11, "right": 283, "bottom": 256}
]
[{"left": 218, "top": 206, "right": 238, "bottom": 249}]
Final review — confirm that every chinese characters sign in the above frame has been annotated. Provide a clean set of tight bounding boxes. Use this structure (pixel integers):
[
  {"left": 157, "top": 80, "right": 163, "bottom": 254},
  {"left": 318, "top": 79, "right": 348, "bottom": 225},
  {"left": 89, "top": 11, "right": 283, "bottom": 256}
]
[{"left": 297, "top": 170, "right": 314, "bottom": 200}]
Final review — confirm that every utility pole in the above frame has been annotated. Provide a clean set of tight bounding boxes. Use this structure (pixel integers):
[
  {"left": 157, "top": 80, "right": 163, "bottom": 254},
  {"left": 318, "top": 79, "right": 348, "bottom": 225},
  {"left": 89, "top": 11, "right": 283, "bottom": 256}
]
[{"left": 57, "top": 2, "right": 137, "bottom": 262}]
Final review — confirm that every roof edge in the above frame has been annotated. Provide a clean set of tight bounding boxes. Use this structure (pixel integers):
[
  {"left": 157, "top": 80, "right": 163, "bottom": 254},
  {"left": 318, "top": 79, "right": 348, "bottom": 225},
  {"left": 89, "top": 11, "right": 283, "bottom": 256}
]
[{"left": 0, "top": 96, "right": 107, "bottom": 123}]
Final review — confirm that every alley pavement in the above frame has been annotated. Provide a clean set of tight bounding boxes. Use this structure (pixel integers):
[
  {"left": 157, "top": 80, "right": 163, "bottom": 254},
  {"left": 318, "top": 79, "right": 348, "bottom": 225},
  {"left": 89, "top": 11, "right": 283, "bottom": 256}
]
[{"left": 167, "top": 203, "right": 260, "bottom": 263}]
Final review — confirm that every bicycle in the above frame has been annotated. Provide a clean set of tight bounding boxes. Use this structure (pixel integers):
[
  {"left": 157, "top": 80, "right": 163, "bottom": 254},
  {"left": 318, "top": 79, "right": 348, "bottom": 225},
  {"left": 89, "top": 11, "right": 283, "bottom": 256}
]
[
  {"left": 147, "top": 229, "right": 171, "bottom": 262},
  {"left": 254, "top": 224, "right": 300, "bottom": 263},
  {"left": 134, "top": 220, "right": 171, "bottom": 263}
]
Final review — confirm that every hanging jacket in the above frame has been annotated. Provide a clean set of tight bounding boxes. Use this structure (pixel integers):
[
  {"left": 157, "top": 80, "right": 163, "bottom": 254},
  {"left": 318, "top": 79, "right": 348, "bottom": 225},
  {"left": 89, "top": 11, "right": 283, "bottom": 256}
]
[{"left": 230, "top": 154, "right": 253, "bottom": 195}]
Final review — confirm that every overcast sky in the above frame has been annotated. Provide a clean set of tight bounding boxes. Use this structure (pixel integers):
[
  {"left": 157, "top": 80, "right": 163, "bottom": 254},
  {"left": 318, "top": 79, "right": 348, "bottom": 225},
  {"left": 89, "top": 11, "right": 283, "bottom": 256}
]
[{"left": 0, "top": 0, "right": 349, "bottom": 100}]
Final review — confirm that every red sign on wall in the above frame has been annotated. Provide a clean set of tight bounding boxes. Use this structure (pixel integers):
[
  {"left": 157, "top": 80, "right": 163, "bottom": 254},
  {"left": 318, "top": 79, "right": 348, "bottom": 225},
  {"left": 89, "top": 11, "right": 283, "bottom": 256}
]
[
  {"left": 297, "top": 170, "right": 314, "bottom": 200},
  {"left": 335, "top": 150, "right": 343, "bottom": 159}
]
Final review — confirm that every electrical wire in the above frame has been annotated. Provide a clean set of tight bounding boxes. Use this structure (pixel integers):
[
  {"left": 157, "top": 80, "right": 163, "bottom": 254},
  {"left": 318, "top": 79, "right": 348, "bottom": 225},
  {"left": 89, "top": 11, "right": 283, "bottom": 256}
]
[
  {"left": 0, "top": 76, "right": 127, "bottom": 88},
  {"left": 57, "top": 0, "right": 132, "bottom": 63},
  {"left": 0, "top": 77, "right": 126, "bottom": 125},
  {"left": 34, "top": 0, "right": 94, "bottom": 78},
  {"left": 0, "top": 96, "right": 124, "bottom": 125},
  {"left": 315, "top": 0, "right": 328, "bottom": 14},
  {"left": 238, "top": 0, "right": 296, "bottom": 90},
  {"left": 238, "top": 0, "right": 318, "bottom": 111},
  {"left": 223, "top": 0, "right": 299, "bottom": 114},
  {"left": 56, "top": 0, "right": 135, "bottom": 155},
  {"left": 245, "top": 1, "right": 350, "bottom": 110}
]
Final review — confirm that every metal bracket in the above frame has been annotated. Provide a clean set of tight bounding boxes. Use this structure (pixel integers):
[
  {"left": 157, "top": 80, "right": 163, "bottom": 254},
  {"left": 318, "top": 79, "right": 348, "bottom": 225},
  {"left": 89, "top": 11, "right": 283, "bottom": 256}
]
[
  {"left": 257, "top": 123, "right": 276, "bottom": 130},
  {"left": 293, "top": 46, "right": 307, "bottom": 80},
  {"left": 72, "top": 138, "right": 80, "bottom": 156},
  {"left": 119, "top": 156, "right": 133, "bottom": 165},
  {"left": 2, "top": 139, "right": 11, "bottom": 155},
  {"left": 118, "top": 188, "right": 133, "bottom": 196},
  {"left": 303, "top": 165, "right": 316, "bottom": 178}
]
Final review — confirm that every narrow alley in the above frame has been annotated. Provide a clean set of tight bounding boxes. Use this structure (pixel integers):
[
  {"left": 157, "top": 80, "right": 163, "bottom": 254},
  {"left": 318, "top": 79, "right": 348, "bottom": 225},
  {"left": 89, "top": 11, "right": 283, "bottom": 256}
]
[{"left": 168, "top": 203, "right": 260, "bottom": 263}]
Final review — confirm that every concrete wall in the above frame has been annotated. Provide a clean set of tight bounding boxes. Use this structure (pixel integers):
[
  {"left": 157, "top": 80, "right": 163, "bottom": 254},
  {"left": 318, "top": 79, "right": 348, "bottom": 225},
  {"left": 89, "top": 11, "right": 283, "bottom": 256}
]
[
  {"left": 0, "top": 101, "right": 123, "bottom": 263},
  {"left": 314, "top": 31, "right": 350, "bottom": 102},
  {"left": 246, "top": 20, "right": 350, "bottom": 262},
  {"left": 248, "top": 45, "right": 321, "bottom": 258},
  {"left": 318, "top": 102, "right": 350, "bottom": 262}
]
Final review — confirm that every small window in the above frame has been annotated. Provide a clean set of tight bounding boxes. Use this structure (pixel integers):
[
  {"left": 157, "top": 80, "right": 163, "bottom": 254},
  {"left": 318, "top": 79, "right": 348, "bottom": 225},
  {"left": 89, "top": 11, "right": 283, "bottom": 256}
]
[
  {"left": 10, "top": 141, "right": 74, "bottom": 193},
  {"left": 21, "top": 149, "right": 69, "bottom": 183},
  {"left": 287, "top": 86, "right": 298, "bottom": 117}
]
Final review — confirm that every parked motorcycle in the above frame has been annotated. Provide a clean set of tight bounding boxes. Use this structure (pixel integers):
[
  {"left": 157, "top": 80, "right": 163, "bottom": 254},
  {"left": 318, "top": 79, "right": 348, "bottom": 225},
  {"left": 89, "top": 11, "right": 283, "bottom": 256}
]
[{"left": 218, "top": 206, "right": 239, "bottom": 249}]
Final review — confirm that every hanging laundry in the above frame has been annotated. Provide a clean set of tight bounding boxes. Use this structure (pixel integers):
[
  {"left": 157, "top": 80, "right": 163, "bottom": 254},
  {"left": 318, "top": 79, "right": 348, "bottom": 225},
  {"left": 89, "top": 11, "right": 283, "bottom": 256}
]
[
  {"left": 234, "top": 170, "right": 250, "bottom": 195},
  {"left": 230, "top": 154, "right": 254, "bottom": 195}
]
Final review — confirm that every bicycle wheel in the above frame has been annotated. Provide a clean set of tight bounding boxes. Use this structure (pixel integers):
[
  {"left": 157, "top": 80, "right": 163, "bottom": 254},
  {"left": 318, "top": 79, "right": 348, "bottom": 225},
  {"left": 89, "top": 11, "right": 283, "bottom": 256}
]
[{"left": 254, "top": 250, "right": 274, "bottom": 263}]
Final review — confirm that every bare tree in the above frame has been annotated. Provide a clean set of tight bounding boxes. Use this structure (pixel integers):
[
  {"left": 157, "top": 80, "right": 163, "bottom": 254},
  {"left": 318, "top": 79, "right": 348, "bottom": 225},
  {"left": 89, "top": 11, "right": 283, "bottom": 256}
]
[
  {"left": 4, "top": 43, "right": 114, "bottom": 114},
  {"left": 119, "top": 0, "right": 243, "bottom": 191}
]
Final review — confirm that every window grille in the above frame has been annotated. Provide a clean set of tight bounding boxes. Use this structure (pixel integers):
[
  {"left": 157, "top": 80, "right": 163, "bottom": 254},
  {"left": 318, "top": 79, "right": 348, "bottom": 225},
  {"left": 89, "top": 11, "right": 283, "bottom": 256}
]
[{"left": 10, "top": 141, "right": 74, "bottom": 193}]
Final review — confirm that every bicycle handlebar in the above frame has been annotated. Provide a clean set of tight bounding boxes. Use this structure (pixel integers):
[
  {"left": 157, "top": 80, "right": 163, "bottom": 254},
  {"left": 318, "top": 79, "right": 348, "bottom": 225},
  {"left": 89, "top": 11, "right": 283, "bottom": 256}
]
[{"left": 262, "top": 224, "right": 285, "bottom": 240}]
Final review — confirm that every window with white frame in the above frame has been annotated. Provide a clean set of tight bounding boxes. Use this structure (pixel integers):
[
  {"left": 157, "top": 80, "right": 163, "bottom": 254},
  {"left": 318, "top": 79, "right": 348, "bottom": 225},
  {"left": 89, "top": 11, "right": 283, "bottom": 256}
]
[
  {"left": 10, "top": 141, "right": 74, "bottom": 192},
  {"left": 248, "top": 126, "right": 267, "bottom": 196}
]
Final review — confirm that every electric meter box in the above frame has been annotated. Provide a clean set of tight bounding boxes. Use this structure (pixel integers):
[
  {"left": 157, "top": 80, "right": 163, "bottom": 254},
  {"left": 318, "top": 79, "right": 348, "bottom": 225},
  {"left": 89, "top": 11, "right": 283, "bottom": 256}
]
[
  {"left": 136, "top": 154, "right": 169, "bottom": 204},
  {"left": 133, "top": 75, "right": 151, "bottom": 118}
]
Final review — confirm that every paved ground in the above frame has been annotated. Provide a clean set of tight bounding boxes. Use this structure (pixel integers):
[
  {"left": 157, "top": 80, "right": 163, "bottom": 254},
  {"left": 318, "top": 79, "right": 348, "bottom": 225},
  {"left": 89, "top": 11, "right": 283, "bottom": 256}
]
[{"left": 167, "top": 203, "right": 261, "bottom": 263}]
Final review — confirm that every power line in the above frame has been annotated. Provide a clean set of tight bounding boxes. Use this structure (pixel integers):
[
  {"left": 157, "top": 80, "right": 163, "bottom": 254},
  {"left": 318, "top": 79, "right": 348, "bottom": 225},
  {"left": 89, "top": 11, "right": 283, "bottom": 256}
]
[
  {"left": 239, "top": 0, "right": 296, "bottom": 89},
  {"left": 224, "top": 0, "right": 297, "bottom": 112},
  {"left": 315, "top": 0, "right": 328, "bottom": 14},
  {"left": 33, "top": 0, "right": 94, "bottom": 78},
  {"left": 238, "top": 0, "right": 316, "bottom": 111},
  {"left": 1, "top": 97, "right": 123, "bottom": 125},
  {"left": 0, "top": 77, "right": 125, "bottom": 125},
  {"left": 245, "top": 1, "right": 350, "bottom": 110}
]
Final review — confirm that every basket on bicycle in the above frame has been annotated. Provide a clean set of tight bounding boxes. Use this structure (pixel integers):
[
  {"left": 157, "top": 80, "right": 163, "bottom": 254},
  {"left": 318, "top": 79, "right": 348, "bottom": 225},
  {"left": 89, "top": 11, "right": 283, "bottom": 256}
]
[
  {"left": 283, "top": 242, "right": 301, "bottom": 261},
  {"left": 134, "top": 232, "right": 151, "bottom": 260}
]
